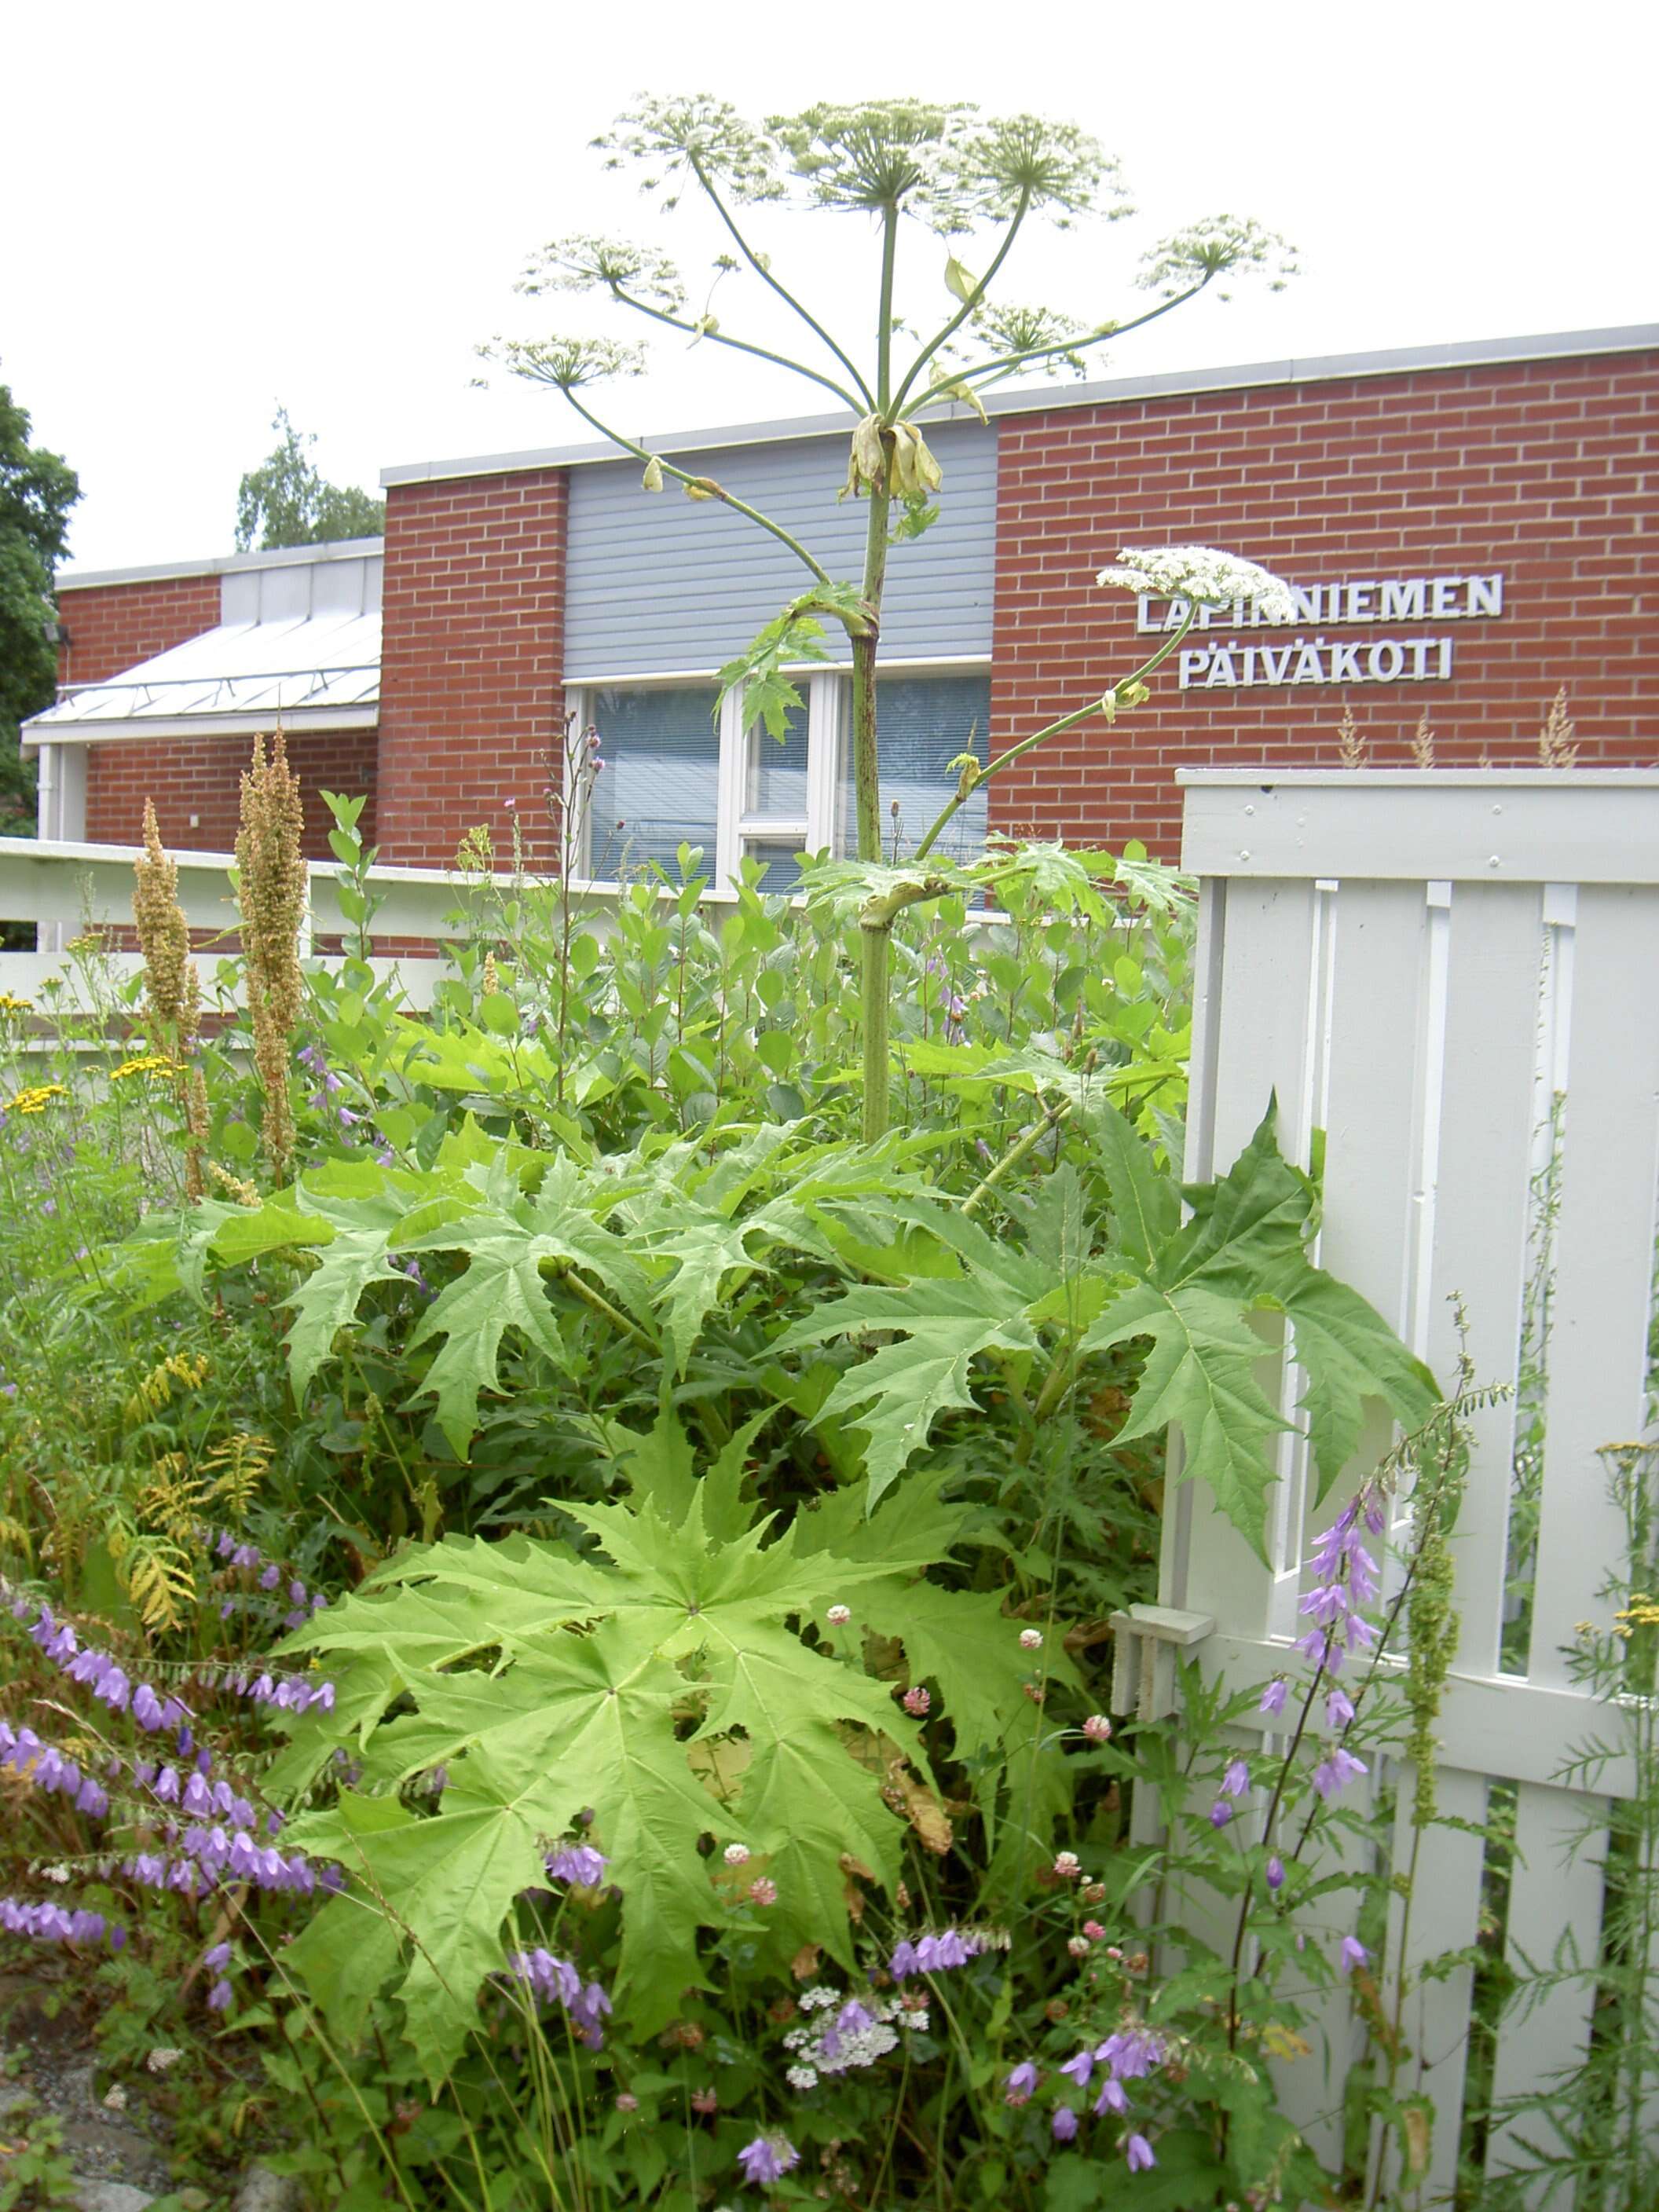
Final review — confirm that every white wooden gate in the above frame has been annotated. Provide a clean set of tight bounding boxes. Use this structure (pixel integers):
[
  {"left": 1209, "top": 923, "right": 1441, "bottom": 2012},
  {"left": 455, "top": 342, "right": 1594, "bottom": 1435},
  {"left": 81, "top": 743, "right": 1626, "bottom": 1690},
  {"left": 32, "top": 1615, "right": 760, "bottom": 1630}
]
[{"left": 1163, "top": 769, "right": 1659, "bottom": 2204}]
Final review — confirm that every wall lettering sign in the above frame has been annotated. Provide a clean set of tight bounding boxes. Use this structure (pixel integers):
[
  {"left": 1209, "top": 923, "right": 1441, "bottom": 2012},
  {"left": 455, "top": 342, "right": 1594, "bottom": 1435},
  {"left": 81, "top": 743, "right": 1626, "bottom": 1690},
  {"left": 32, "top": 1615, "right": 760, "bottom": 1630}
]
[{"left": 1133, "top": 571, "right": 1506, "bottom": 690}]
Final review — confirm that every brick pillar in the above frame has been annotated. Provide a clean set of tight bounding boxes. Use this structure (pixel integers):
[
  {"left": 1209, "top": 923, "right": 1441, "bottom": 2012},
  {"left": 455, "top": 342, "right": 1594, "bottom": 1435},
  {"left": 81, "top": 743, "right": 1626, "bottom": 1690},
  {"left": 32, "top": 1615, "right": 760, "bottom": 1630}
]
[{"left": 375, "top": 468, "right": 568, "bottom": 869}]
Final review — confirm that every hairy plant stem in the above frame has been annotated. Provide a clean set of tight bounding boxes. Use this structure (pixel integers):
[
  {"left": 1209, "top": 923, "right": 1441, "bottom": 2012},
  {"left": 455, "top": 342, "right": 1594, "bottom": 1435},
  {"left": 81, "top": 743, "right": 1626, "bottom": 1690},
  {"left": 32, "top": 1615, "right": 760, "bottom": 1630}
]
[
  {"left": 852, "top": 206, "right": 903, "bottom": 1143},
  {"left": 961, "top": 1097, "right": 1072, "bottom": 1216}
]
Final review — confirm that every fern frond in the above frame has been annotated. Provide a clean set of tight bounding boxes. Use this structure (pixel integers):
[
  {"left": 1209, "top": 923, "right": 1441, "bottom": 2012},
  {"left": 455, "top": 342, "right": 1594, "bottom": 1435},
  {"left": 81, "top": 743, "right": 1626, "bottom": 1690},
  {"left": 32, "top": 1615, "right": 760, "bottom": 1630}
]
[
  {"left": 120, "top": 1536, "right": 197, "bottom": 1634},
  {"left": 202, "top": 1432, "right": 273, "bottom": 1522}
]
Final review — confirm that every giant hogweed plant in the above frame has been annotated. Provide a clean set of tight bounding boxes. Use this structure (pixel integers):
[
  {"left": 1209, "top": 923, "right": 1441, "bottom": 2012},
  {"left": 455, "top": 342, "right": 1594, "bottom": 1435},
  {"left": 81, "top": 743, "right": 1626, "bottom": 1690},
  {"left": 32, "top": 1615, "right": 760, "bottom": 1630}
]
[
  {"left": 478, "top": 93, "right": 1297, "bottom": 1137},
  {"left": 114, "top": 1093, "right": 1434, "bottom": 2082}
]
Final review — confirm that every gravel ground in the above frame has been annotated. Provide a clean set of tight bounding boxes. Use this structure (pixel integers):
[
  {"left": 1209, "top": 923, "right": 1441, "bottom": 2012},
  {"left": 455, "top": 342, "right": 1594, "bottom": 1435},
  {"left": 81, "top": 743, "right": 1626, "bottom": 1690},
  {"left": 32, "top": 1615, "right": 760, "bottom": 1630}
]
[{"left": 1, "top": 1969, "right": 175, "bottom": 2205}]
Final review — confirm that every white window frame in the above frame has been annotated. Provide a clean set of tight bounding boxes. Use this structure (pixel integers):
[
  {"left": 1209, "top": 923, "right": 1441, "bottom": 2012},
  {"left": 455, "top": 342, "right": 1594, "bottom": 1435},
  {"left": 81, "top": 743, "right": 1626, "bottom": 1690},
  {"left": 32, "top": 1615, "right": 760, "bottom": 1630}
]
[{"left": 565, "top": 657, "right": 989, "bottom": 894}]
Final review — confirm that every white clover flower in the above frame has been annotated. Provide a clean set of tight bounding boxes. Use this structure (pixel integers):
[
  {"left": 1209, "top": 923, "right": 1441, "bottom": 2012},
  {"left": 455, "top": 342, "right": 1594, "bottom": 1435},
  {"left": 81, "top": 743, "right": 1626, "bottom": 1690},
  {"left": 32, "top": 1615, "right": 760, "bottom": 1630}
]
[
  {"left": 826, "top": 1604, "right": 851, "bottom": 1626},
  {"left": 1097, "top": 544, "right": 1296, "bottom": 624},
  {"left": 1019, "top": 1627, "right": 1044, "bottom": 1650},
  {"left": 723, "top": 1841, "right": 750, "bottom": 1866}
]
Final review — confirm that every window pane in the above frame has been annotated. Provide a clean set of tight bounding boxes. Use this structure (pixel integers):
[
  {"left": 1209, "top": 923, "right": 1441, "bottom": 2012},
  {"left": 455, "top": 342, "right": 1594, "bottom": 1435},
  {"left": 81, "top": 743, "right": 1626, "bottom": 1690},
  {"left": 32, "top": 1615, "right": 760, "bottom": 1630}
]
[
  {"left": 837, "top": 672, "right": 991, "bottom": 863},
  {"left": 747, "top": 698, "right": 809, "bottom": 817},
  {"left": 589, "top": 685, "right": 719, "bottom": 881},
  {"left": 743, "top": 840, "right": 804, "bottom": 895}
]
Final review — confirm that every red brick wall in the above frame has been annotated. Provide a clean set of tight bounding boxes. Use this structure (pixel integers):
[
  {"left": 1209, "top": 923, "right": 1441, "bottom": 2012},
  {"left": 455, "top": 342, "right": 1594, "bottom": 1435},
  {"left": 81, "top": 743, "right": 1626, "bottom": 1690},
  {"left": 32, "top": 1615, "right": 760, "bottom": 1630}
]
[
  {"left": 57, "top": 573, "right": 222, "bottom": 690},
  {"left": 84, "top": 729, "right": 379, "bottom": 861},
  {"left": 987, "top": 350, "right": 1659, "bottom": 859},
  {"left": 375, "top": 468, "right": 568, "bottom": 868}
]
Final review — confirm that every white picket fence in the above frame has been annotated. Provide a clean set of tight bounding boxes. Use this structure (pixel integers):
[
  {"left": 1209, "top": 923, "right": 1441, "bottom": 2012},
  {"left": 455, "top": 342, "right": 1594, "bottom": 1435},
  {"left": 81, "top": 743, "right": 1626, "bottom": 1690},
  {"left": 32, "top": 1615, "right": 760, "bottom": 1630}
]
[{"left": 1155, "top": 770, "right": 1659, "bottom": 2204}]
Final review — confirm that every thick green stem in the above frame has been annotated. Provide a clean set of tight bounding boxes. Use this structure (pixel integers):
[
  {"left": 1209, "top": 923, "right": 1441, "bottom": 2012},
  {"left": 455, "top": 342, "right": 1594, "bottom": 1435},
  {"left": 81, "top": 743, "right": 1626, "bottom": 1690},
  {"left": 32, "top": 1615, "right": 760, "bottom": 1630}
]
[
  {"left": 852, "top": 203, "right": 904, "bottom": 1147},
  {"left": 859, "top": 921, "right": 891, "bottom": 1144}
]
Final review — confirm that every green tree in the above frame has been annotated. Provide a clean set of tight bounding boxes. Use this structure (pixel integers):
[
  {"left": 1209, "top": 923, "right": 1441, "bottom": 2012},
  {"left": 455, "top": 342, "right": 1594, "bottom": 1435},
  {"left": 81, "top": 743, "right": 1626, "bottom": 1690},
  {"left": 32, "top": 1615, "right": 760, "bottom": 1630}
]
[
  {"left": 235, "top": 407, "right": 385, "bottom": 551},
  {"left": 0, "top": 381, "right": 80, "bottom": 840},
  {"left": 487, "top": 98, "right": 1295, "bottom": 1138}
]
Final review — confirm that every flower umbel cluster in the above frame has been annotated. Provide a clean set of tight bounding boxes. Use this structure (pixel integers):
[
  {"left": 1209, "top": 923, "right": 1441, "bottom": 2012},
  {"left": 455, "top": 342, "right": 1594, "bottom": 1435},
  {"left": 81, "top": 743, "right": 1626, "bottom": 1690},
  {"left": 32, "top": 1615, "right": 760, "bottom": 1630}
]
[
  {"left": 782, "top": 1983, "right": 926, "bottom": 2086},
  {"left": 1097, "top": 544, "right": 1297, "bottom": 624}
]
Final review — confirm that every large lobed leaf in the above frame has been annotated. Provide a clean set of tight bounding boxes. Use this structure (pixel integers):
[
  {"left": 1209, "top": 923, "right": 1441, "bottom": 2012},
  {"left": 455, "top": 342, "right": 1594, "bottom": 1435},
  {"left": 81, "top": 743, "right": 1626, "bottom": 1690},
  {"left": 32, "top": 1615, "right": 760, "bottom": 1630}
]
[{"left": 277, "top": 1478, "right": 993, "bottom": 2086}]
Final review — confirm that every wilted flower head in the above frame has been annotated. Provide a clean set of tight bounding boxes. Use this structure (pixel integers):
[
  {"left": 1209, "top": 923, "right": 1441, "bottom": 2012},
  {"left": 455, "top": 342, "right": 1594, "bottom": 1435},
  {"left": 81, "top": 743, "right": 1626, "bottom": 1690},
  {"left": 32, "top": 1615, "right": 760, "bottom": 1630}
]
[{"left": 1097, "top": 545, "right": 1296, "bottom": 624}]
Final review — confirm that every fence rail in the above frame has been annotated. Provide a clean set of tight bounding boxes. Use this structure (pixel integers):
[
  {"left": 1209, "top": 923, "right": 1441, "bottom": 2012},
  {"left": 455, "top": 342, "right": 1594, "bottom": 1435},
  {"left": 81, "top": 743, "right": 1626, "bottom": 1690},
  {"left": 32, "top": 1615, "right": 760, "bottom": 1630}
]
[
  {"left": 1160, "top": 769, "right": 1659, "bottom": 2205},
  {"left": 0, "top": 837, "right": 647, "bottom": 1014}
]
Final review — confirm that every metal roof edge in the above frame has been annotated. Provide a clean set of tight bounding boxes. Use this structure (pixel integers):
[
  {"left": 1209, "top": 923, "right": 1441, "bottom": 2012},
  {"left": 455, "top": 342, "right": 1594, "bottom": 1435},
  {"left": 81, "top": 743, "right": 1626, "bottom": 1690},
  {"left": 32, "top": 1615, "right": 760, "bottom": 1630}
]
[
  {"left": 57, "top": 536, "right": 386, "bottom": 595},
  {"left": 379, "top": 323, "right": 1659, "bottom": 489}
]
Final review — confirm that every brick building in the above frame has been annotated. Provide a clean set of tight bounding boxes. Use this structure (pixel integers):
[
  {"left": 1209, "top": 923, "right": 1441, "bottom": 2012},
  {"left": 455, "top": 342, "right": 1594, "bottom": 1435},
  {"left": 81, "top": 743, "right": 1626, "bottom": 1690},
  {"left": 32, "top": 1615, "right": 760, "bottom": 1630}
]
[{"left": 27, "top": 324, "right": 1657, "bottom": 882}]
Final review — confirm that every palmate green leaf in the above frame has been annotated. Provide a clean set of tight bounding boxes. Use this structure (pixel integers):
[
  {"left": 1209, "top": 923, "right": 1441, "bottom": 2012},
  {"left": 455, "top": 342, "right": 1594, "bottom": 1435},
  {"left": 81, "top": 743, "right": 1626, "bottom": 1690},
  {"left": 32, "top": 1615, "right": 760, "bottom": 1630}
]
[
  {"left": 776, "top": 1197, "right": 1060, "bottom": 1503},
  {"left": 389, "top": 1162, "right": 654, "bottom": 1453},
  {"left": 282, "top": 1183, "right": 412, "bottom": 1401},
  {"left": 779, "top": 1277, "right": 1041, "bottom": 1507},
  {"left": 1084, "top": 1104, "right": 1437, "bottom": 1556},
  {"left": 1084, "top": 1276, "right": 1288, "bottom": 1555},
  {"left": 277, "top": 1484, "right": 972, "bottom": 2079}
]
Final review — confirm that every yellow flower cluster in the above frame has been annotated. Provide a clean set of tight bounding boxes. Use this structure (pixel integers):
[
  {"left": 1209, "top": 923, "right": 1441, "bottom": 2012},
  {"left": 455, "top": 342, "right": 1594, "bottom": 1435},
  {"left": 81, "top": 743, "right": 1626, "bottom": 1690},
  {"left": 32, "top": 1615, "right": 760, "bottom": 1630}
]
[
  {"left": 4, "top": 1082, "right": 68, "bottom": 1115},
  {"left": 0, "top": 992, "right": 34, "bottom": 1016},
  {"left": 1613, "top": 1592, "right": 1659, "bottom": 1639},
  {"left": 110, "top": 1055, "right": 177, "bottom": 1082}
]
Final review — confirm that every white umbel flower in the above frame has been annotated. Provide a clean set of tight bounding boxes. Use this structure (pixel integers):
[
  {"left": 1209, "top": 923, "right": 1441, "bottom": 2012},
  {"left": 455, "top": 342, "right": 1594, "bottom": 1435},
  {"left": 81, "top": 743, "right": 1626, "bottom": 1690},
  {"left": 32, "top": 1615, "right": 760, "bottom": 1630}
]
[{"left": 1097, "top": 544, "right": 1296, "bottom": 624}]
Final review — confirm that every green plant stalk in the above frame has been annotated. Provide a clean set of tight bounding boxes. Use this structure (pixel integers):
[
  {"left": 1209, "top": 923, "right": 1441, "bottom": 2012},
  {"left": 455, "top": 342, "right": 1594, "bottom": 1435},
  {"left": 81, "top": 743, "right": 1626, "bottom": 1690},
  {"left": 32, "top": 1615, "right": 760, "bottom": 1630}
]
[
  {"left": 689, "top": 152, "right": 877, "bottom": 410},
  {"left": 606, "top": 279, "right": 865, "bottom": 412},
  {"left": 897, "top": 280, "right": 1209, "bottom": 414},
  {"left": 910, "top": 605, "right": 1201, "bottom": 864},
  {"left": 554, "top": 386, "right": 833, "bottom": 587},
  {"left": 961, "top": 1097, "right": 1071, "bottom": 1216},
  {"left": 853, "top": 204, "right": 902, "bottom": 1144}
]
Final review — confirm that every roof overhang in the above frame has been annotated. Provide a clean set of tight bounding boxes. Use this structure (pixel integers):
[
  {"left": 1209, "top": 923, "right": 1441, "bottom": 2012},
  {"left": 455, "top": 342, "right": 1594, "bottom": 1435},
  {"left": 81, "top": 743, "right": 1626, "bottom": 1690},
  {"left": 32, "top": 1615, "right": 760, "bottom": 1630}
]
[{"left": 23, "top": 610, "right": 380, "bottom": 750}]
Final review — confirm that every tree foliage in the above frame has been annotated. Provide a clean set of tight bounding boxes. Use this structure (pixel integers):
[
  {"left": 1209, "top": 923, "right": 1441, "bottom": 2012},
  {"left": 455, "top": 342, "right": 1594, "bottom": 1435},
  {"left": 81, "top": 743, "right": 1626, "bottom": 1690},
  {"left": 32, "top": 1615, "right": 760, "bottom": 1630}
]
[
  {"left": 234, "top": 407, "right": 384, "bottom": 552},
  {"left": 0, "top": 382, "right": 80, "bottom": 837}
]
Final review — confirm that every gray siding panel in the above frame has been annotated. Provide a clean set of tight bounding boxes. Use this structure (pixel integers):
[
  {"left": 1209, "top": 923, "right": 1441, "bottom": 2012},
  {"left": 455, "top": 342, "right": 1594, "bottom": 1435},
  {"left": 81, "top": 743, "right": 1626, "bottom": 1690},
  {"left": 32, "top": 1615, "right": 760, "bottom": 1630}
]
[{"left": 565, "top": 422, "right": 996, "bottom": 677}]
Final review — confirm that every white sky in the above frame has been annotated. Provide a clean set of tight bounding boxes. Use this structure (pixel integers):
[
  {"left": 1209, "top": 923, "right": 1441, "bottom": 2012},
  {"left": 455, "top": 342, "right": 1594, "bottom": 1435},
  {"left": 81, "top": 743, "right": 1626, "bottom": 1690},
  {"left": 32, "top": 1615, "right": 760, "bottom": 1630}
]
[{"left": 5, "top": 0, "right": 1654, "bottom": 577}]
